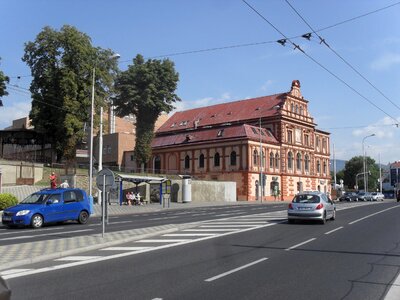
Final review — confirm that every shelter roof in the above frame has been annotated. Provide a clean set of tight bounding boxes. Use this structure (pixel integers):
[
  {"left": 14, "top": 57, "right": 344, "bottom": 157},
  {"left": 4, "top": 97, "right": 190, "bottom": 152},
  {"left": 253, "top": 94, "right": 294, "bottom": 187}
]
[{"left": 116, "top": 173, "right": 166, "bottom": 184}]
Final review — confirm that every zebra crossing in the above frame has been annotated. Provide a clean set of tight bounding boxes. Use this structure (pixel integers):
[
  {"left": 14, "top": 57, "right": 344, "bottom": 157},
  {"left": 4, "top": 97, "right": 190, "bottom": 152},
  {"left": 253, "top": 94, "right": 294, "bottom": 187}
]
[{"left": 0, "top": 200, "right": 385, "bottom": 279}]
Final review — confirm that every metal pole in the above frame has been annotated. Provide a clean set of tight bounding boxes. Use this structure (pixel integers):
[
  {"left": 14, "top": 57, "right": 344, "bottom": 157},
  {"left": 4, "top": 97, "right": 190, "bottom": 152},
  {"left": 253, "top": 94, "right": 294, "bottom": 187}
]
[
  {"left": 362, "top": 140, "right": 366, "bottom": 192},
  {"left": 259, "top": 117, "right": 263, "bottom": 202},
  {"left": 102, "top": 174, "right": 106, "bottom": 238},
  {"left": 379, "top": 153, "right": 382, "bottom": 193},
  {"left": 89, "top": 67, "right": 95, "bottom": 198},
  {"left": 98, "top": 106, "right": 103, "bottom": 205},
  {"left": 333, "top": 143, "right": 337, "bottom": 188}
]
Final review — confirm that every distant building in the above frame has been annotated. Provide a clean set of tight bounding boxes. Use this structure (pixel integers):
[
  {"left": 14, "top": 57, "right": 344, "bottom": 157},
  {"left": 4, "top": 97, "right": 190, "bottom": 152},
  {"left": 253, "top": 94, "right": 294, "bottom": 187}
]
[
  {"left": 389, "top": 161, "right": 400, "bottom": 189},
  {"left": 151, "top": 80, "right": 331, "bottom": 201}
]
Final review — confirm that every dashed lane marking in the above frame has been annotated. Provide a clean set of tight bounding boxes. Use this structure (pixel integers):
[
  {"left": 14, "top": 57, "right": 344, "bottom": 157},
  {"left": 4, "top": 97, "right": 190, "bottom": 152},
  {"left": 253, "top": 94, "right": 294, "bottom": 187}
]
[
  {"left": 324, "top": 227, "right": 344, "bottom": 235},
  {"left": 0, "top": 269, "right": 32, "bottom": 276},
  {"left": 285, "top": 238, "right": 316, "bottom": 251},
  {"left": 205, "top": 258, "right": 268, "bottom": 282}
]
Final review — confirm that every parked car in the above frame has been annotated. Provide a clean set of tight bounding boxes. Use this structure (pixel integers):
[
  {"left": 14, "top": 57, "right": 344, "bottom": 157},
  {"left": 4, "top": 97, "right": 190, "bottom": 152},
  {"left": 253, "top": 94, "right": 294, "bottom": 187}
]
[
  {"left": 356, "top": 192, "right": 372, "bottom": 201},
  {"left": 397, "top": 190, "right": 400, "bottom": 202},
  {"left": 339, "top": 192, "right": 358, "bottom": 202},
  {"left": 370, "top": 192, "right": 384, "bottom": 201},
  {"left": 287, "top": 191, "right": 336, "bottom": 224},
  {"left": 1, "top": 188, "right": 91, "bottom": 228}
]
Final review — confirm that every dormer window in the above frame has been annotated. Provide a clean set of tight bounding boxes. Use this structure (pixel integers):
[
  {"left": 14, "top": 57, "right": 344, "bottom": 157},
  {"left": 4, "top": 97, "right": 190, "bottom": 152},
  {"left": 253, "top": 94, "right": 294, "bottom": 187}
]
[
  {"left": 217, "top": 129, "right": 224, "bottom": 137},
  {"left": 170, "top": 123, "right": 176, "bottom": 128}
]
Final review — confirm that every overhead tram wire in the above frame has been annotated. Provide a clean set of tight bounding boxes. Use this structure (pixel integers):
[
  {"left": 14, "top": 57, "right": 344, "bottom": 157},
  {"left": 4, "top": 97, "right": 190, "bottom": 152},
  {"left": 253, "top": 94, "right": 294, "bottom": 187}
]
[
  {"left": 284, "top": 0, "right": 400, "bottom": 112},
  {"left": 241, "top": 0, "right": 399, "bottom": 126}
]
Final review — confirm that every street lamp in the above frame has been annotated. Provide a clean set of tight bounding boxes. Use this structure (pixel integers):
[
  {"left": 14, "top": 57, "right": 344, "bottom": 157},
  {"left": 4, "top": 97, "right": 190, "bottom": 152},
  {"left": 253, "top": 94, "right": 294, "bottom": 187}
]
[
  {"left": 88, "top": 53, "right": 120, "bottom": 199},
  {"left": 362, "top": 134, "right": 375, "bottom": 192}
]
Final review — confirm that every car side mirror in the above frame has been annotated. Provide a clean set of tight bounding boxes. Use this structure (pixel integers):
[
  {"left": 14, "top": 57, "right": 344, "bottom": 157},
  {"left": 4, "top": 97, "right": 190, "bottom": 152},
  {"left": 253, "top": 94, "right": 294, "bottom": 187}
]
[{"left": 46, "top": 200, "right": 53, "bottom": 205}]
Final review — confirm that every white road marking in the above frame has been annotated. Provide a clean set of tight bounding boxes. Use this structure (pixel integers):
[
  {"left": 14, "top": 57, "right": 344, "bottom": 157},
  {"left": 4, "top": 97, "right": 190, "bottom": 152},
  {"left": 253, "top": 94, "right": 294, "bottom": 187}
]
[
  {"left": 205, "top": 258, "right": 268, "bottom": 282},
  {"left": 208, "top": 221, "right": 268, "bottom": 224},
  {"left": 109, "top": 221, "right": 134, "bottom": 225},
  {"left": 199, "top": 225, "right": 255, "bottom": 228},
  {"left": 55, "top": 256, "right": 101, "bottom": 261},
  {"left": 149, "top": 216, "right": 178, "bottom": 221},
  {"left": 137, "top": 239, "right": 190, "bottom": 243},
  {"left": 0, "top": 229, "right": 93, "bottom": 241},
  {"left": 100, "top": 247, "right": 151, "bottom": 251},
  {"left": 2, "top": 223, "right": 278, "bottom": 280},
  {"left": 384, "top": 268, "right": 400, "bottom": 300},
  {"left": 349, "top": 206, "right": 399, "bottom": 225},
  {"left": 324, "top": 227, "right": 344, "bottom": 235},
  {"left": 162, "top": 233, "right": 217, "bottom": 237},
  {"left": 0, "top": 269, "right": 32, "bottom": 276},
  {"left": 0, "top": 227, "right": 66, "bottom": 236},
  {"left": 182, "top": 229, "right": 239, "bottom": 232},
  {"left": 285, "top": 238, "right": 316, "bottom": 251}
]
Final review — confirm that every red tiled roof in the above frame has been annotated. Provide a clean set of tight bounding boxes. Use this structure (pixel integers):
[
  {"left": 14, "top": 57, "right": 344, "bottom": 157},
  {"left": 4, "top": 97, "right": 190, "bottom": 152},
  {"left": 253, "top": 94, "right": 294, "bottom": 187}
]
[
  {"left": 152, "top": 124, "right": 278, "bottom": 148},
  {"left": 157, "top": 93, "right": 286, "bottom": 133}
]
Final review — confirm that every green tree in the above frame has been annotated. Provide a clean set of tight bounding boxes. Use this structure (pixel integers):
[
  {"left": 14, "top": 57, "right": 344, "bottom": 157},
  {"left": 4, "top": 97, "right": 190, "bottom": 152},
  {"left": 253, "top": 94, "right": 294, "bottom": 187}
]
[
  {"left": 23, "top": 25, "right": 118, "bottom": 162},
  {"left": 113, "top": 54, "right": 180, "bottom": 168},
  {"left": 0, "top": 58, "right": 9, "bottom": 99},
  {"left": 343, "top": 155, "right": 379, "bottom": 191}
]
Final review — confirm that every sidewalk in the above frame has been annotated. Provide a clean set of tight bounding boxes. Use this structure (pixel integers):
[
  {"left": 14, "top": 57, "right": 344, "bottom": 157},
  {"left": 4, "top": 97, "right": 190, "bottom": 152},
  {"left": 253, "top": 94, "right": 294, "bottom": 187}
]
[{"left": 0, "top": 200, "right": 287, "bottom": 271}]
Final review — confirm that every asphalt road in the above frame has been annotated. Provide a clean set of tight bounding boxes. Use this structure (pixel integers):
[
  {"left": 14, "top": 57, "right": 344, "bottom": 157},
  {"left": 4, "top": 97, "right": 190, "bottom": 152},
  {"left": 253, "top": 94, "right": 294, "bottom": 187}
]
[
  {"left": 0, "top": 203, "right": 288, "bottom": 246},
  {"left": 5, "top": 200, "right": 400, "bottom": 300}
]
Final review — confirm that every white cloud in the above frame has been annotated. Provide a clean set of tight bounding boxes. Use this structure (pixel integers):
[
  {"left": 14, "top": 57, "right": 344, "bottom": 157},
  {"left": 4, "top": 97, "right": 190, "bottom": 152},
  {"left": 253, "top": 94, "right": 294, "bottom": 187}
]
[
  {"left": 260, "top": 80, "right": 273, "bottom": 92},
  {"left": 0, "top": 101, "right": 31, "bottom": 129},
  {"left": 370, "top": 52, "right": 400, "bottom": 71},
  {"left": 170, "top": 92, "right": 231, "bottom": 114}
]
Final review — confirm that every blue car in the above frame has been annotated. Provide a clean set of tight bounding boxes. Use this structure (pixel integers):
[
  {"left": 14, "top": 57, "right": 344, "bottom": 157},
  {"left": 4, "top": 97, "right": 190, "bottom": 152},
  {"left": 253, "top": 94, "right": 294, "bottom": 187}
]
[{"left": 2, "top": 188, "right": 91, "bottom": 228}]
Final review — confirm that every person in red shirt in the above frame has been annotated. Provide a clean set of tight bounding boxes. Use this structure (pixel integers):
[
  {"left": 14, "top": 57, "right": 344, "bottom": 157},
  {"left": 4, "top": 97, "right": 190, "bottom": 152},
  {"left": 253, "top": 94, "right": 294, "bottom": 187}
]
[{"left": 50, "top": 172, "right": 57, "bottom": 189}]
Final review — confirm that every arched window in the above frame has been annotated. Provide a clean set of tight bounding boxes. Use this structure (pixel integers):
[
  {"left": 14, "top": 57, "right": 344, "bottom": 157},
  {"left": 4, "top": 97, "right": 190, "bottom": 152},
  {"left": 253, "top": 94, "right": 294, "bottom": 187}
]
[
  {"left": 253, "top": 149, "right": 258, "bottom": 165},
  {"left": 269, "top": 152, "right": 274, "bottom": 168},
  {"left": 295, "top": 105, "right": 298, "bottom": 114},
  {"left": 288, "top": 152, "right": 293, "bottom": 169},
  {"left": 214, "top": 152, "right": 220, "bottom": 167},
  {"left": 154, "top": 156, "right": 161, "bottom": 174},
  {"left": 317, "top": 160, "right": 321, "bottom": 173},
  {"left": 304, "top": 154, "right": 309, "bottom": 172},
  {"left": 275, "top": 153, "right": 280, "bottom": 169},
  {"left": 230, "top": 151, "right": 237, "bottom": 166},
  {"left": 300, "top": 106, "right": 304, "bottom": 115},
  {"left": 323, "top": 161, "right": 327, "bottom": 174},
  {"left": 261, "top": 151, "right": 265, "bottom": 168},
  {"left": 291, "top": 103, "right": 294, "bottom": 112},
  {"left": 184, "top": 155, "right": 190, "bottom": 169},
  {"left": 199, "top": 153, "right": 205, "bottom": 168},
  {"left": 296, "top": 153, "right": 302, "bottom": 171}
]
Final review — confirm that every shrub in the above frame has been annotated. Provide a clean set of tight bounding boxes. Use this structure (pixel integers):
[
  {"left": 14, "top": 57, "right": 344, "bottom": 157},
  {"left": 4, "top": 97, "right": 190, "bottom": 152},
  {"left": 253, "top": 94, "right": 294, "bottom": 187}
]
[{"left": 0, "top": 193, "right": 19, "bottom": 210}]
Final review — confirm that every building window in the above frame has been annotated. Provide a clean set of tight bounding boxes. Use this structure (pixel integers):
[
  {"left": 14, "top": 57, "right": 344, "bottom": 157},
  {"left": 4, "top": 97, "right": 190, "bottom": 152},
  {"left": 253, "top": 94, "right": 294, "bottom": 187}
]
[
  {"left": 316, "top": 137, "right": 320, "bottom": 149},
  {"left": 291, "top": 103, "right": 294, "bottom": 112},
  {"left": 261, "top": 151, "right": 265, "bottom": 169},
  {"left": 305, "top": 154, "right": 309, "bottom": 172},
  {"left": 295, "top": 105, "right": 298, "bottom": 114},
  {"left": 184, "top": 155, "right": 190, "bottom": 169},
  {"left": 287, "top": 130, "right": 293, "bottom": 144},
  {"left": 253, "top": 149, "right": 258, "bottom": 165},
  {"left": 275, "top": 153, "right": 280, "bottom": 169},
  {"left": 107, "top": 146, "right": 111, "bottom": 154},
  {"left": 269, "top": 152, "right": 274, "bottom": 168},
  {"left": 317, "top": 160, "right": 321, "bottom": 173},
  {"left": 305, "top": 134, "right": 309, "bottom": 146},
  {"left": 230, "top": 151, "right": 237, "bottom": 166},
  {"left": 323, "top": 161, "right": 327, "bottom": 174},
  {"left": 199, "top": 153, "right": 205, "bottom": 168},
  {"left": 288, "top": 152, "right": 293, "bottom": 169},
  {"left": 130, "top": 155, "right": 134, "bottom": 161},
  {"left": 300, "top": 106, "right": 303, "bottom": 115},
  {"left": 296, "top": 153, "right": 302, "bottom": 171},
  {"left": 214, "top": 152, "right": 220, "bottom": 167}
]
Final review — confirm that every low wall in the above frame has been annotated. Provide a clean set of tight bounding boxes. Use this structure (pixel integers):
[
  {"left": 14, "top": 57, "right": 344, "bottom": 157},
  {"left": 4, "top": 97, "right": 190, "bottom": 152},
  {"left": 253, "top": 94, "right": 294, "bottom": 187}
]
[
  {"left": 170, "top": 179, "right": 236, "bottom": 203},
  {"left": 0, "top": 160, "right": 43, "bottom": 186}
]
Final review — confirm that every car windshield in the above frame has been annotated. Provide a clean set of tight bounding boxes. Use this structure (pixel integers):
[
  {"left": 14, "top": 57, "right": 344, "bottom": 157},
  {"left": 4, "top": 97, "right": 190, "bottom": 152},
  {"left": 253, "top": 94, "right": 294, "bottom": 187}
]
[
  {"left": 293, "top": 194, "right": 320, "bottom": 203},
  {"left": 21, "top": 193, "right": 54, "bottom": 204}
]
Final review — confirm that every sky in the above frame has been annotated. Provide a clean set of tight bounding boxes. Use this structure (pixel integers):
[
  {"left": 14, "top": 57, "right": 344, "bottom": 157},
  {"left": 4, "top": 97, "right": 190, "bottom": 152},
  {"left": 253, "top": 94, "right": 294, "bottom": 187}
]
[{"left": 1, "top": 0, "right": 400, "bottom": 165}]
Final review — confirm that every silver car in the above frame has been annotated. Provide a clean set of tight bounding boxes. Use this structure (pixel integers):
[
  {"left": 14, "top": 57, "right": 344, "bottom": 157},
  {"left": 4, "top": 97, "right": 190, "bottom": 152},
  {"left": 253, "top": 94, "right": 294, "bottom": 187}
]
[{"left": 287, "top": 192, "right": 336, "bottom": 224}]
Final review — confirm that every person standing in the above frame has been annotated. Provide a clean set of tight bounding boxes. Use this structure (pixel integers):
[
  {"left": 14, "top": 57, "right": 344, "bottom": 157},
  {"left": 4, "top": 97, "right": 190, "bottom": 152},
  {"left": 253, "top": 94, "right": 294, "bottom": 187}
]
[
  {"left": 60, "top": 180, "right": 69, "bottom": 188},
  {"left": 49, "top": 172, "right": 57, "bottom": 189}
]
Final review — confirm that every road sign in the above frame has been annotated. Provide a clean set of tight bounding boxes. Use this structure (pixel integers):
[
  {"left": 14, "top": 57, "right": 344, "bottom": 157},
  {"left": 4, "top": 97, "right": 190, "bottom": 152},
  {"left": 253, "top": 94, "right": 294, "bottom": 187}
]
[{"left": 96, "top": 168, "right": 116, "bottom": 192}]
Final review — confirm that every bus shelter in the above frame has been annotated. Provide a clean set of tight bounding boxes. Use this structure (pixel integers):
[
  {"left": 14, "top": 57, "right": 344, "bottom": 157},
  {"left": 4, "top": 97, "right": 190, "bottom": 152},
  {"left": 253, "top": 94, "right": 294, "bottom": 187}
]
[{"left": 115, "top": 174, "right": 167, "bottom": 206}]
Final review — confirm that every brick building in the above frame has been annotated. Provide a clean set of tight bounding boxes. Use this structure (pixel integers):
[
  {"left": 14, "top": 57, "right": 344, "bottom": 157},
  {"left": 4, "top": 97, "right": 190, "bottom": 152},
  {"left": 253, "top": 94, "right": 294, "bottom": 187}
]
[{"left": 151, "top": 80, "right": 331, "bottom": 201}]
